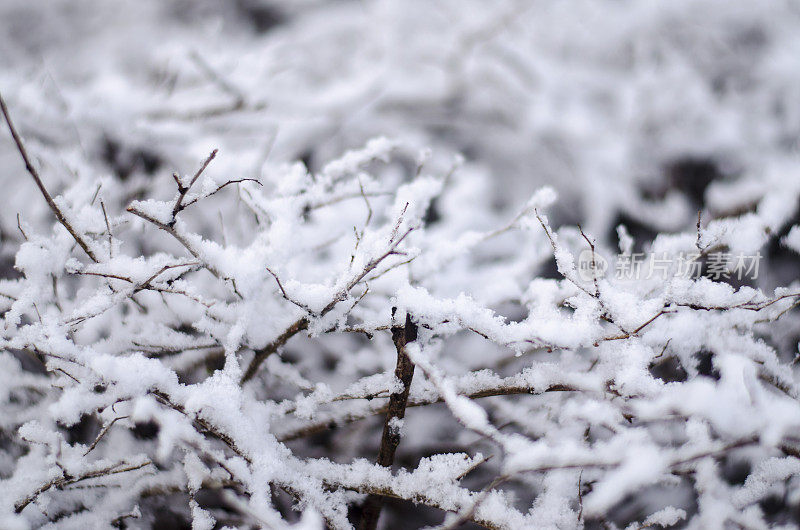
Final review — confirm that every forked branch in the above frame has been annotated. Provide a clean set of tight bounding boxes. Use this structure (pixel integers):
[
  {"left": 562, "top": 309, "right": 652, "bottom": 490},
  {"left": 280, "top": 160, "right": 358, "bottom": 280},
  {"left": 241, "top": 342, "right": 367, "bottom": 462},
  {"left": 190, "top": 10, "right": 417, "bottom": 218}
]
[
  {"left": 171, "top": 148, "right": 218, "bottom": 223},
  {"left": 241, "top": 206, "right": 414, "bottom": 384}
]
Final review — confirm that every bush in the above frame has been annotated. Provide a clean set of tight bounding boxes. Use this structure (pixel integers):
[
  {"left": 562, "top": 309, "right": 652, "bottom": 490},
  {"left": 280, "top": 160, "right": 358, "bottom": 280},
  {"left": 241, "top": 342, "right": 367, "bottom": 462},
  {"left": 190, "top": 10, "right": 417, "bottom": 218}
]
[{"left": 3, "top": 2, "right": 800, "bottom": 529}]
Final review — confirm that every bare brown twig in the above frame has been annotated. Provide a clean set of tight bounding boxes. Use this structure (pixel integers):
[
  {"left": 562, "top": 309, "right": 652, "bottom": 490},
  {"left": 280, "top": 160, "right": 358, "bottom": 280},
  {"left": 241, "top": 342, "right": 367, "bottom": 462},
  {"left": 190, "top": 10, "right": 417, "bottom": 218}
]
[
  {"left": 83, "top": 415, "right": 130, "bottom": 456},
  {"left": 171, "top": 149, "right": 218, "bottom": 222},
  {"left": 0, "top": 91, "right": 98, "bottom": 262},
  {"left": 181, "top": 178, "right": 261, "bottom": 209},
  {"left": 100, "top": 200, "right": 113, "bottom": 258}
]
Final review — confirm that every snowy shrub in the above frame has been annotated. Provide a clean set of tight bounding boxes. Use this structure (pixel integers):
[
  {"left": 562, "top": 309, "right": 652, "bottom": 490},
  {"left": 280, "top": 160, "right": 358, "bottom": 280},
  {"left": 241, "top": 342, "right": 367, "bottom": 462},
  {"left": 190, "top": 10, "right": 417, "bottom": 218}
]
[{"left": 2, "top": 1, "right": 800, "bottom": 529}]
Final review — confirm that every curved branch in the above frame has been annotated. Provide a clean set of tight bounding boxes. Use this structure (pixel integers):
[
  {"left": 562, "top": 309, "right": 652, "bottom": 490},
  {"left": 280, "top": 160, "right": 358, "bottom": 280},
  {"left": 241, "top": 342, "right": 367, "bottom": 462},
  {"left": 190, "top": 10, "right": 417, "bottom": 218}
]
[{"left": 0, "top": 92, "right": 98, "bottom": 262}]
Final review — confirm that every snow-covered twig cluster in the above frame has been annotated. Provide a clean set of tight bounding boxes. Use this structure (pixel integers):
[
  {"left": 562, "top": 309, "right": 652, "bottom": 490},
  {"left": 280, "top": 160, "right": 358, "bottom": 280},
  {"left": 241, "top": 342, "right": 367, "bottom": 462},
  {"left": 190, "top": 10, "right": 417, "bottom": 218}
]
[
  {"left": 3, "top": 84, "right": 800, "bottom": 528},
  {"left": 3, "top": 1, "right": 800, "bottom": 528}
]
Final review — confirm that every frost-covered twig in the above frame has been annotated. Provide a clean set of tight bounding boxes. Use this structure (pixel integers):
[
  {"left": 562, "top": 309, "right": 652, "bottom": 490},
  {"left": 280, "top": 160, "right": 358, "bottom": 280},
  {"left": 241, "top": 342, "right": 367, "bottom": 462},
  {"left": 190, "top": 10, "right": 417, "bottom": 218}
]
[
  {"left": 14, "top": 459, "right": 152, "bottom": 514},
  {"left": 277, "top": 376, "right": 578, "bottom": 442},
  {"left": 241, "top": 205, "right": 414, "bottom": 383},
  {"left": 171, "top": 149, "right": 218, "bottom": 222},
  {"left": 5, "top": 122, "right": 800, "bottom": 529},
  {"left": 0, "top": 92, "right": 99, "bottom": 262}
]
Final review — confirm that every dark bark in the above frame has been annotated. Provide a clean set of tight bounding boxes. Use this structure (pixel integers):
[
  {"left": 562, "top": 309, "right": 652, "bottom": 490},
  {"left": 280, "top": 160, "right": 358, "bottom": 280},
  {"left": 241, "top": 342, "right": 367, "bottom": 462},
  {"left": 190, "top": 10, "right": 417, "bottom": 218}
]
[{"left": 358, "top": 312, "right": 418, "bottom": 530}]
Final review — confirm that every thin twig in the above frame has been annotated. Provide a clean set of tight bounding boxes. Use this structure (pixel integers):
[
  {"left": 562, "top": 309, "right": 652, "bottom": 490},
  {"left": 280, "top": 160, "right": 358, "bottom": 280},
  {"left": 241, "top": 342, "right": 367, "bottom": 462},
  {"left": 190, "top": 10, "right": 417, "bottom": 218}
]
[
  {"left": 578, "top": 224, "right": 600, "bottom": 297},
  {"left": 437, "top": 474, "right": 510, "bottom": 530},
  {"left": 241, "top": 208, "right": 414, "bottom": 384},
  {"left": 0, "top": 91, "right": 98, "bottom": 262},
  {"left": 181, "top": 178, "right": 261, "bottom": 209},
  {"left": 277, "top": 382, "right": 577, "bottom": 442},
  {"left": 190, "top": 51, "right": 246, "bottom": 108},
  {"left": 16, "top": 213, "right": 27, "bottom": 241},
  {"left": 171, "top": 149, "right": 218, "bottom": 222},
  {"left": 266, "top": 267, "right": 314, "bottom": 314},
  {"left": 126, "top": 205, "right": 239, "bottom": 297},
  {"left": 535, "top": 209, "right": 593, "bottom": 298},
  {"left": 14, "top": 460, "right": 151, "bottom": 513},
  {"left": 83, "top": 416, "right": 130, "bottom": 456},
  {"left": 101, "top": 200, "right": 113, "bottom": 259},
  {"left": 696, "top": 210, "right": 704, "bottom": 252}
]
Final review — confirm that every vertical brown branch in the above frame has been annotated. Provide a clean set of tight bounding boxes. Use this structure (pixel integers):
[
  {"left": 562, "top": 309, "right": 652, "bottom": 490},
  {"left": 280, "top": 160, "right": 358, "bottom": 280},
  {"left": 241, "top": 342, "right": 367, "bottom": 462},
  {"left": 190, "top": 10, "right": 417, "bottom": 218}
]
[{"left": 358, "top": 312, "right": 418, "bottom": 530}]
